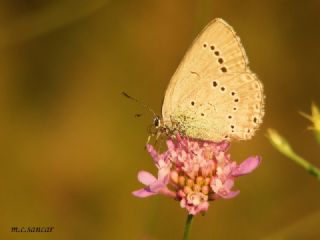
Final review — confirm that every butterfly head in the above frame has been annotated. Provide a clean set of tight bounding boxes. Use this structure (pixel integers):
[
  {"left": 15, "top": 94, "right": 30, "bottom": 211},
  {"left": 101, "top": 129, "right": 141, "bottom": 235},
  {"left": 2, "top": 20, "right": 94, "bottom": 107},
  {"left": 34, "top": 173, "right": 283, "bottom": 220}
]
[{"left": 153, "top": 115, "right": 161, "bottom": 128}]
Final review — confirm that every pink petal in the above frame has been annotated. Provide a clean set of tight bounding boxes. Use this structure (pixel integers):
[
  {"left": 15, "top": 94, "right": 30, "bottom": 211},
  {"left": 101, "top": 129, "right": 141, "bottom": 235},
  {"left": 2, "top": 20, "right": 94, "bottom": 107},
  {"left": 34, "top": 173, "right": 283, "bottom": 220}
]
[
  {"left": 149, "top": 181, "right": 166, "bottom": 192},
  {"left": 220, "top": 190, "right": 240, "bottom": 199},
  {"left": 224, "top": 178, "right": 235, "bottom": 190},
  {"left": 193, "top": 202, "right": 209, "bottom": 215},
  {"left": 176, "top": 133, "right": 183, "bottom": 142},
  {"left": 146, "top": 144, "right": 159, "bottom": 162},
  {"left": 166, "top": 139, "right": 175, "bottom": 150},
  {"left": 159, "top": 188, "right": 176, "bottom": 198},
  {"left": 137, "top": 171, "right": 157, "bottom": 185},
  {"left": 186, "top": 201, "right": 209, "bottom": 215},
  {"left": 132, "top": 188, "right": 156, "bottom": 198},
  {"left": 158, "top": 168, "right": 170, "bottom": 184},
  {"left": 232, "top": 156, "right": 261, "bottom": 177},
  {"left": 217, "top": 141, "right": 230, "bottom": 152}
]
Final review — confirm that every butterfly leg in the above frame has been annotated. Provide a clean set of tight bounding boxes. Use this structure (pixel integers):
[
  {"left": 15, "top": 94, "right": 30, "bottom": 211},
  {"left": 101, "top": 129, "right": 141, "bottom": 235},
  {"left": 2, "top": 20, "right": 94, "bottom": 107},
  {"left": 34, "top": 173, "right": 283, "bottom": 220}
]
[
  {"left": 145, "top": 128, "right": 161, "bottom": 148},
  {"left": 145, "top": 134, "right": 152, "bottom": 148}
]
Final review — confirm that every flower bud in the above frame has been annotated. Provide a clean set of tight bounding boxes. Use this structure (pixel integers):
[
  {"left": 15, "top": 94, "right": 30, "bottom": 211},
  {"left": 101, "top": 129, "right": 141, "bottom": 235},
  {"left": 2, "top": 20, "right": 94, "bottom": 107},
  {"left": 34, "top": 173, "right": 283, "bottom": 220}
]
[
  {"left": 202, "top": 185, "right": 209, "bottom": 195},
  {"left": 170, "top": 171, "right": 179, "bottom": 184},
  {"left": 196, "top": 176, "right": 204, "bottom": 185},
  {"left": 193, "top": 184, "right": 201, "bottom": 192},
  {"left": 204, "top": 177, "right": 211, "bottom": 186},
  {"left": 186, "top": 179, "right": 194, "bottom": 187},
  {"left": 183, "top": 186, "right": 192, "bottom": 194},
  {"left": 178, "top": 176, "right": 185, "bottom": 186}
]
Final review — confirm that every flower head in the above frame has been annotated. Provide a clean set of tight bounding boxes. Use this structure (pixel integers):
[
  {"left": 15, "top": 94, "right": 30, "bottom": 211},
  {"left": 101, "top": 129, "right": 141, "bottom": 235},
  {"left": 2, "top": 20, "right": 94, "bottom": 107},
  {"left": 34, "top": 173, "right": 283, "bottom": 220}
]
[
  {"left": 300, "top": 102, "right": 320, "bottom": 133},
  {"left": 300, "top": 102, "right": 320, "bottom": 143},
  {"left": 133, "top": 135, "right": 261, "bottom": 215}
]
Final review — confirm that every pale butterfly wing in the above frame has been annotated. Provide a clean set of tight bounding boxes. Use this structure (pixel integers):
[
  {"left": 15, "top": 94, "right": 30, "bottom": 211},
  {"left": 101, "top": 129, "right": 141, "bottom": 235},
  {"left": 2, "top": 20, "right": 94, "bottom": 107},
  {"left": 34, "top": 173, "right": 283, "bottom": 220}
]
[
  {"left": 162, "top": 18, "right": 248, "bottom": 117},
  {"left": 162, "top": 18, "right": 264, "bottom": 141}
]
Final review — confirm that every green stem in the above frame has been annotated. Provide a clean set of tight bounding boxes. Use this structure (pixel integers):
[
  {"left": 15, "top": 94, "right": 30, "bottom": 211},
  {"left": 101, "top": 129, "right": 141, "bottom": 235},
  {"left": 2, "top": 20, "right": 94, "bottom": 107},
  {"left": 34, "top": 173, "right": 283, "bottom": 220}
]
[
  {"left": 183, "top": 214, "right": 193, "bottom": 240},
  {"left": 314, "top": 131, "right": 320, "bottom": 145},
  {"left": 267, "top": 129, "right": 320, "bottom": 180},
  {"left": 286, "top": 150, "right": 320, "bottom": 179}
]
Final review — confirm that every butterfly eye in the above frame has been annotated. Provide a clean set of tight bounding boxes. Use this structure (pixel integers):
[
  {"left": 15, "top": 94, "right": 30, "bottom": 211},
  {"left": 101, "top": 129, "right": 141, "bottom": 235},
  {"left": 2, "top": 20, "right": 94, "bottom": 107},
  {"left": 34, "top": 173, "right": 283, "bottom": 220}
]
[
  {"left": 214, "top": 51, "right": 220, "bottom": 56},
  {"left": 191, "top": 101, "right": 195, "bottom": 106},
  {"left": 153, "top": 116, "right": 161, "bottom": 127},
  {"left": 234, "top": 98, "right": 239, "bottom": 102},
  {"left": 231, "top": 91, "right": 236, "bottom": 96},
  {"left": 220, "top": 87, "right": 226, "bottom": 92},
  {"left": 218, "top": 58, "right": 224, "bottom": 64},
  {"left": 228, "top": 115, "right": 232, "bottom": 119},
  {"left": 203, "top": 43, "right": 207, "bottom": 48},
  {"left": 210, "top": 45, "right": 215, "bottom": 50}
]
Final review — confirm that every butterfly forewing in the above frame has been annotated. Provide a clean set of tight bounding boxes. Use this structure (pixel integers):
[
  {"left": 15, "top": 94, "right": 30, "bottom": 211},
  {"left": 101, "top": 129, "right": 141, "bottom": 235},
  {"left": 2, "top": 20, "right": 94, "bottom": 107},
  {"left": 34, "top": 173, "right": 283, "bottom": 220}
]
[{"left": 162, "top": 18, "right": 265, "bottom": 142}]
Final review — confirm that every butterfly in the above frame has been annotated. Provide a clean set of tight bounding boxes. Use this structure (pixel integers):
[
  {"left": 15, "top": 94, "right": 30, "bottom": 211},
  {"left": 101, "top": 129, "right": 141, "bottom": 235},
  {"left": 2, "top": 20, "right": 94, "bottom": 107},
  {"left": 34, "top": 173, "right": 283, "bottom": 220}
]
[{"left": 152, "top": 18, "right": 265, "bottom": 142}]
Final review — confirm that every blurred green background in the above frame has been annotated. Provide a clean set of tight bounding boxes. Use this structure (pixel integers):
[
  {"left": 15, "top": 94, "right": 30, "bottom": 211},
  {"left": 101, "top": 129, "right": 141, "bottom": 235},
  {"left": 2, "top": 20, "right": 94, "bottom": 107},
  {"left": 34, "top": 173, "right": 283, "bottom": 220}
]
[{"left": 1, "top": 0, "right": 320, "bottom": 239}]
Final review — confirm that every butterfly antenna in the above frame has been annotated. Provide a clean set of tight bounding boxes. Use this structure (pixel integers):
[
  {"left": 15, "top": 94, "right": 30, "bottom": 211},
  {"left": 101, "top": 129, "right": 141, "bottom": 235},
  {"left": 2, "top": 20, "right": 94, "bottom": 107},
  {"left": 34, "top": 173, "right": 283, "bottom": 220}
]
[{"left": 122, "top": 92, "right": 157, "bottom": 116}]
